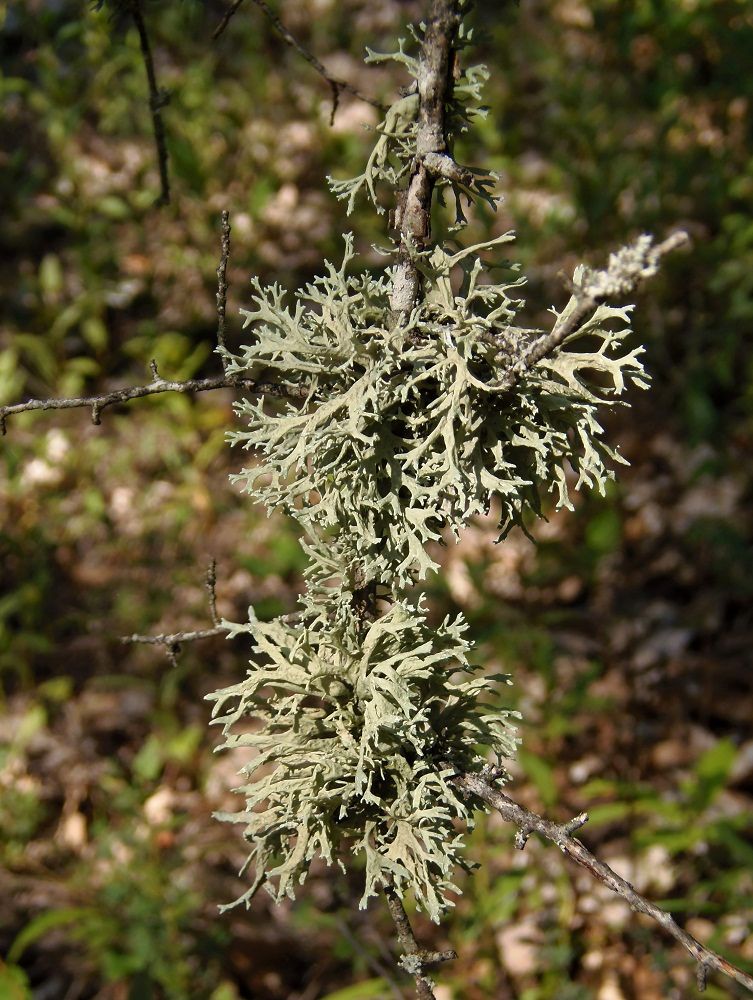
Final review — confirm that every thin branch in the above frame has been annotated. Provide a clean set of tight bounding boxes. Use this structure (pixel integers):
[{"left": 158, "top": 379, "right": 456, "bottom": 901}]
[
  {"left": 383, "top": 882, "right": 456, "bottom": 1000},
  {"left": 333, "top": 916, "right": 404, "bottom": 1000},
  {"left": 128, "top": 0, "right": 170, "bottom": 205},
  {"left": 213, "top": 0, "right": 385, "bottom": 121},
  {"left": 206, "top": 559, "right": 220, "bottom": 627},
  {"left": 212, "top": 0, "right": 246, "bottom": 41},
  {"left": 498, "top": 230, "right": 690, "bottom": 392},
  {"left": 123, "top": 627, "right": 225, "bottom": 647},
  {"left": 0, "top": 373, "right": 305, "bottom": 434},
  {"left": 123, "top": 551, "right": 304, "bottom": 666},
  {"left": 453, "top": 771, "right": 753, "bottom": 996},
  {"left": 216, "top": 210, "right": 232, "bottom": 371},
  {"left": 123, "top": 625, "right": 226, "bottom": 667},
  {"left": 123, "top": 556, "right": 226, "bottom": 666}
]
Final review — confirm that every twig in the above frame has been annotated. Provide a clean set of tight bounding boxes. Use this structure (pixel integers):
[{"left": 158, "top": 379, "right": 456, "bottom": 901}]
[
  {"left": 498, "top": 231, "right": 690, "bottom": 392},
  {"left": 123, "top": 627, "right": 225, "bottom": 647},
  {"left": 128, "top": 0, "right": 170, "bottom": 205},
  {"left": 206, "top": 559, "right": 220, "bottom": 627},
  {"left": 213, "top": 0, "right": 385, "bottom": 121},
  {"left": 216, "top": 211, "right": 232, "bottom": 372},
  {"left": 453, "top": 771, "right": 753, "bottom": 996},
  {"left": 123, "top": 625, "right": 226, "bottom": 667},
  {"left": 212, "top": 0, "right": 246, "bottom": 40},
  {"left": 383, "top": 882, "right": 456, "bottom": 1000},
  {"left": 0, "top": 373, "right": 305, "bottom": 434},
  {"left": 333, "top": 917, "right": 404, "bottom": 1000},
  {"left": 390, "top": 0, "right": 463, "bottom": 316},
  {"left": 123, "top": 557, "right": 225, "bottom": 665}
]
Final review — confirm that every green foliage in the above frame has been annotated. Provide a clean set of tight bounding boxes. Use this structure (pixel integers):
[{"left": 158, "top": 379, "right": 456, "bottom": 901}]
[{"left": 0, "top": 960, "right": 31, "bottom": 1000}]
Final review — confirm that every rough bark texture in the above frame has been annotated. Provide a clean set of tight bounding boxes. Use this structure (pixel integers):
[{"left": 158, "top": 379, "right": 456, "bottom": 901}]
[{"left": 390, "top": 0, "right": 462, "bottom": 316}]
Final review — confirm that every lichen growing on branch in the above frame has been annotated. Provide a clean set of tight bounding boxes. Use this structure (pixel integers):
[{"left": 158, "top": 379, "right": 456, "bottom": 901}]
[
  {"left": 209, "top": 5, "right": 652, "bottom": 924},
  {"left": 208, "top": 601, "right": 517, "bottom": 922}
]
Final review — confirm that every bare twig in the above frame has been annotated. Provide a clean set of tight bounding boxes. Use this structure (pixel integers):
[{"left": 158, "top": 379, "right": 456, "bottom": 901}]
[
  {"left": 213, "top": 0, "right": 385, "bottom": 121},
  {"left": 123, "top": 625, "right": 225, "bottom": 648},
  {"left": 390, "top": 0, "right": 463, "bottom": 316},
  {"left": 123, "top": 557, "right": 225, "bottom": 664},
  {"left": 128, "top": 0, "right": 170, "bottom": 205},
  {"left": 383, "top": 882, "right": 456, "bottom": 1000},
  {"left": 453, "top": 771, "right": 753, "bottom": 996},
  {"left": 212, "top": 0, "right": 246, "bottom": 40},
  {"left": 498, "top": 231, "right": 690, "bottom": 392},
  {"left": 206, "top": 559, "right": 220, "bottom": 627},
  {"left": 124, "top": 627, "right": 220, "bottom": 667},
  {"left": 333, "top": 917, "right": 404, "bottom": 1000},
  {"left": 216, "top": 211, "right": 232, "bottom": 371},
  {"left": 0, "top": 373, "right": 305, "bottom": 434}
]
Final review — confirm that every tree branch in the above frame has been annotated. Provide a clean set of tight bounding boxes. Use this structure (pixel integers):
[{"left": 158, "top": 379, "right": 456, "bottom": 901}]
[
  {"left": 213, "top": 0, "right": 385, "bottom": 122},
  {"left": 379, "top": 6, "right": 465, "bottom": 992},
  {"left": 390, "top": 0, "right": 462, "bottom": 316},
  {"left": 123, "top": 625, "right": 225, "bottom": 667},
  {"left": 216, "top": 210, "right": 232, "bottom": 371},
  {"left": 383, "top": 882, "right": 456, "bottom": 1000},
  {"left": 205, "top": 558, "right": 220, "bottom": 627},
  {"left": 0, "top": 373, "right": 305, "bottom": 435},
  {"left": 122, "top": 558, "right": 304, "bottom": 666},
  {"left": 453, "top": 771, "right": 753, "bottom": 996},
  {"left": 128, "top": 0, "right": 170, "bottom": 205},
  {"left": 498, "top": 230, "right": 690, "bottom": 392}
]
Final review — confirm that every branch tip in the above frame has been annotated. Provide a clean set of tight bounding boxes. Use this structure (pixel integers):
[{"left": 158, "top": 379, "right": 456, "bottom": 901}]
[
  {"left": 214, "top": 0, "right": 383, "bottom": 113},
  {"left": 206, "top": 558, "right": 220, "bottom": 626},
  {"left": 514, "top": 827, "right": 531, "bottom": 850},
  {"left": 216, "top": 210, "right": 232, "bottom": 369},
  {"left": 563, "top": 812, "right": 589, "bottom": 836}
]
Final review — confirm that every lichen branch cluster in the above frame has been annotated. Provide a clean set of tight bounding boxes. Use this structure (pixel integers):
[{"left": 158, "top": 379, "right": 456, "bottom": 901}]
[{"left": 208, "top": 0, "right": 659, "bottom": 929}]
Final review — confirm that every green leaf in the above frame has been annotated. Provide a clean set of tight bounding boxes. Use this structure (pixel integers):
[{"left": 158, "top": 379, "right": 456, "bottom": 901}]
[
  {"left": 38, "top": 254, "right": 63, "bottom": 298},
  {"left": 133, "top": 735, "right": 164, "bottom": 782},
  {"left": 0, "top": 961, "right": 32, "bottom": 1000},
  {"left": 8, "top": 908, "right": 95, "bottom": 963}
]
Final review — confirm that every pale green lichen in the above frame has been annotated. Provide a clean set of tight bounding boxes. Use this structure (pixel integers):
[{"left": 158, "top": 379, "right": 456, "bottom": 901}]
[
  {"left": 208, "top": 601, "right": 518, "bottom": 922},
  {"left": 225, "top": 233, "right": 647, "bottom": 591},
  {"left": 209, "top": 8, "right": 650, "bottom": 923}
]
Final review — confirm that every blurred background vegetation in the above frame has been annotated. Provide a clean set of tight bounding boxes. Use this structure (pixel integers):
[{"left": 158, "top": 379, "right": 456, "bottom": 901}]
[{"left": 1, "top": 1, "right": 752, "bottom": 997}]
